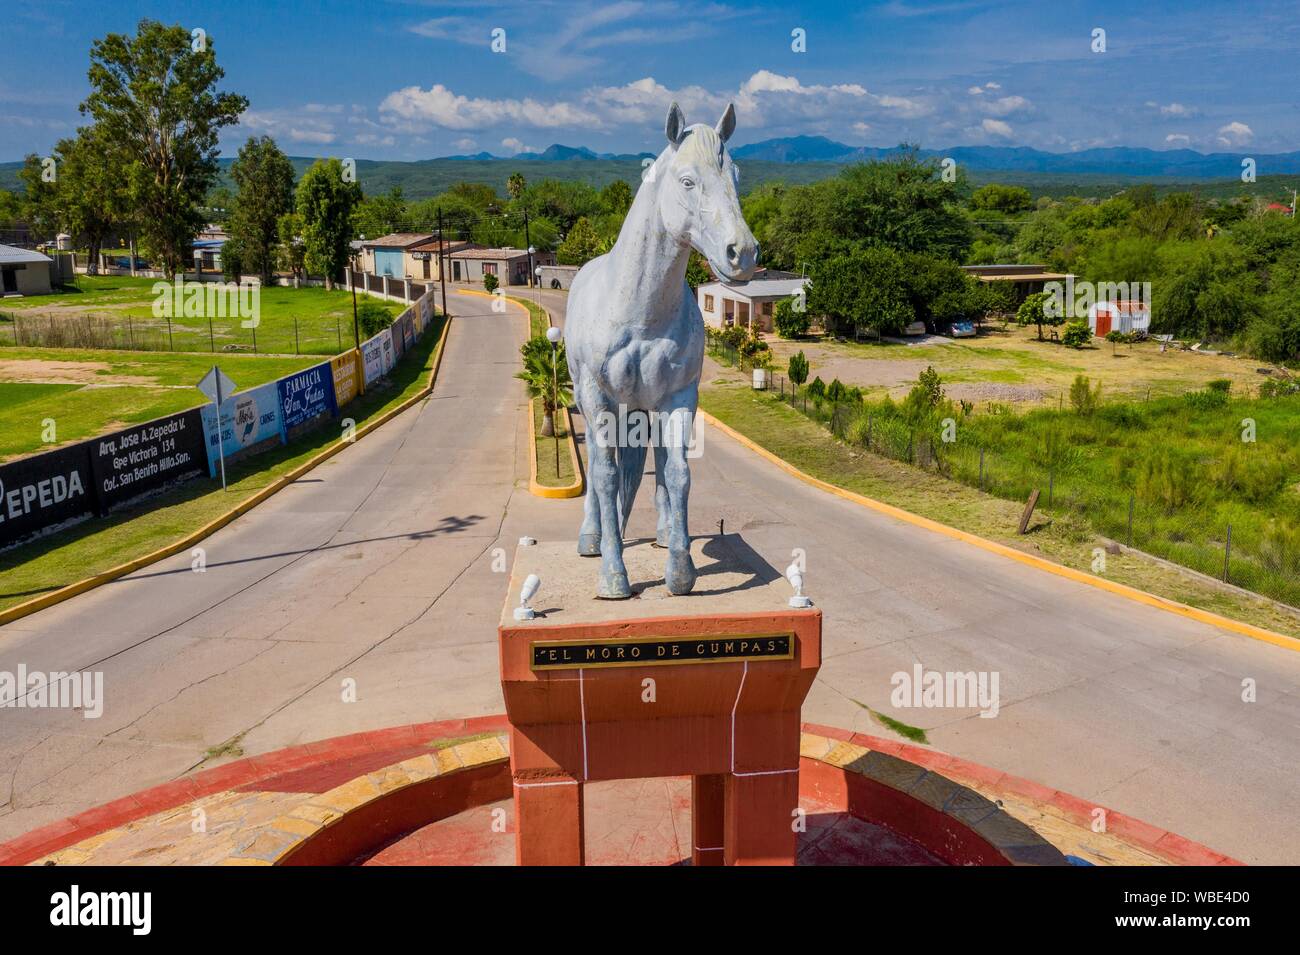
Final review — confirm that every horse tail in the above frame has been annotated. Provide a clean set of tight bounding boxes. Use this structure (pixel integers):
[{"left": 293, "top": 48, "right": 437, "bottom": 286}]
[{"left": 617, "top": 438, "right": 648, "bottom": 536}]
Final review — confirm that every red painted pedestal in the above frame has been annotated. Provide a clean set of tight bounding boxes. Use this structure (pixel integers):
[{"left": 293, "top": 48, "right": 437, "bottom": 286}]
[{"left": 499, "top": 538, "right": 822, "bottom": 866}]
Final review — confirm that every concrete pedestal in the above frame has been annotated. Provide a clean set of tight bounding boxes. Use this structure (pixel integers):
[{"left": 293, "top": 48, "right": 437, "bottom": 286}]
[{"left": 499, "top": 535, "right": 821, "bottom": 866}]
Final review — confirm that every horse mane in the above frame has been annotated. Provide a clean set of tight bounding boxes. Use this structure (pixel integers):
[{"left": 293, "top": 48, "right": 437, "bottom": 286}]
[{"left": 675, "top": 124, "right": 724, "bottom": 169}]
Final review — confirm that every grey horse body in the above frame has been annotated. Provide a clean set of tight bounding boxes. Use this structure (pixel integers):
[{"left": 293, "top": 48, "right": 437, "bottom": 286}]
[{"left": 564, "top": 103, "right": 757, "bottom": 599}]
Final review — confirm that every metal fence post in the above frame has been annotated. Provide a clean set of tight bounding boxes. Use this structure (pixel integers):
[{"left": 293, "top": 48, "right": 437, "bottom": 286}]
[{"left": 1223, "top": 524, "right": 1232, "bottom": 583}]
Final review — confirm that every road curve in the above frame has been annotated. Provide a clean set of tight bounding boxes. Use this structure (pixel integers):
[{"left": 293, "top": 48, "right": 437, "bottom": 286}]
[{"left": 1, "top": 286, "right": 1298, "bottom": 863}]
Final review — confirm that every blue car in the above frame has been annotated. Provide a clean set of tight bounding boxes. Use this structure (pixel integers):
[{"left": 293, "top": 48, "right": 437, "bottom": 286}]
[{"left": 949, "top": 320, "right": 976, "bottom": 338}]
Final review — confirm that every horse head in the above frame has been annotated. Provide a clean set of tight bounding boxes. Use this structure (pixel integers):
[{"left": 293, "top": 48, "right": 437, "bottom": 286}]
[{"left": 656, "top": 102, "right": 758, "bottom": 283}]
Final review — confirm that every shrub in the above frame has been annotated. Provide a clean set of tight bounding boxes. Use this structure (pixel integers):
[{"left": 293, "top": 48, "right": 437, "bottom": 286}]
[
  {"left": 1062, "top": 320, "right": 1092, "bottom": 348},
  {"left": 806, "top": 376, "right": 826, "bottom": 399},
  {"left": 1134, "top": 446, "right": 1203, "bottom": 511},
  {"left": 1207, "top": 378, "right": 1232, "bottom": 394},
  {"left": 788, "top": 351, "right": 809, "bottom": 388},
  {"left": 1068, "top": 374, "right": 1101, "bottom": 415},
  {"left": 1259, "top": 376, "right": 1300, "bottom": 398},
  {"left": 826, "top": 378, "right": 849, "bottom": 402},
  {"left": 357, "top": 300, "right": 394, "bottom": 338},
  {"left": 1184, "top": 387, "right": 1229, "bottom": 411},
  {"left": 774, "top": 297, "right": 810, "bottom": 339},
  {"left": 483, "top": 272, "right": 499, "bottom": 293}
]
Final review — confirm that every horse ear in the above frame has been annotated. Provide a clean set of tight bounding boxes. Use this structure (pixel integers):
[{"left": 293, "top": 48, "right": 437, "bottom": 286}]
[
  {"left": 715, "top": 103, "right": 736, "bottom": 143},
  {"left": 665, "top": 102, "right": 686, "bottom": 145}
]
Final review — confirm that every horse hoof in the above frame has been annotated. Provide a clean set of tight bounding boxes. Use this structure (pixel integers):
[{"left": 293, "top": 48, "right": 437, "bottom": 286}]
[
  {"left": 578, "top": 534, "right": 601, "bottom": 557},
  {"left": 653, "top": 531, "right": 670, "bottom": 549},
  {"left": 665, "top": 552, "right": 697, "bottom": 596},
  {"left": 596, "top": 570, "right": 633, "bottom": 600}
]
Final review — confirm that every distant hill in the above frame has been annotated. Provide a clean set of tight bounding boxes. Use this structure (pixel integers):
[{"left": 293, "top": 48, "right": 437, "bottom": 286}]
[
  {"left": 4, "top": 139, "right": 1300, "bottom": 202},
  {"left": 731, "top": 136, "right": 1300, "bottom": 179}
]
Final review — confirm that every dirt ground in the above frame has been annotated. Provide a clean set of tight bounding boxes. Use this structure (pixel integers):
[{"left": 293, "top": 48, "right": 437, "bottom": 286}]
[
  {"left": 0, "top": 358, "right": 157, "bottom": 387},
  {"left": 764, "top": 323, "right": 1274, "bottom": 406}
]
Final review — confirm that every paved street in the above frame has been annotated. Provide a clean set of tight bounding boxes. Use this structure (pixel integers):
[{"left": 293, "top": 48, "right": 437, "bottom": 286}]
[{"left": 2, "top": 286, "right": 1298, "bottom": 862}]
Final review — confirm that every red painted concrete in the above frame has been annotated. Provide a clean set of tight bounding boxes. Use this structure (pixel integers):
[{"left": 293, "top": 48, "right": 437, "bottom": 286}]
[
  {"left": 0, "top": 713, "right": 1242, "bottom": 867},
  {"left": 500, "top": 610, "right": 822, "bottom": 865},
  {"left": 361, "top": 777, "right": 945, "bottom": 866}
]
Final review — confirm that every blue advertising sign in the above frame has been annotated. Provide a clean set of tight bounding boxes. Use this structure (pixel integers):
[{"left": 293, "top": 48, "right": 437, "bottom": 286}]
[
  {"left": 361, "top": 334, "right": 386, "bottom": 386},
  {"left": 277, "top": 361, "right": 338, "bottom": 431},
  {"left": 199, "top": 381, "right": 285, "bottom": 477}
]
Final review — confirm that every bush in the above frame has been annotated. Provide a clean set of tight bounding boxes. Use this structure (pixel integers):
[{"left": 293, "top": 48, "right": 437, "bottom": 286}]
[
  {"left": 1069, "top": 373, "right": 1101, "bottom": 414},
  {"left": 483, "top": 272, "right": 499, "bottom": 293},
  {"left": 1184, "top": 387, "right": 1229, "bottom": 411},
  {"left": 357, "top": 300, "right": 394, "bottom": 338},
  {"left": 1207, "top": 378, "right": 1232, "bottom": 393},
  {"left": 1259, "top": 376, "right": 1300, "bottom": 398},
  {"left": 806, "top": 376, "right": 826, "bottom": 400},
  {"left": 774, "top": 297, "right": 810, "bottom": 339},
  {"left": 1061, "top": 320, "right": 1092, "bottom": 348},
  {"left": 788, "top": 351, "right": 809, "bottom": 387},
  {"left": 1134, "top": 446, "right": 1203, "bottom": 511}
]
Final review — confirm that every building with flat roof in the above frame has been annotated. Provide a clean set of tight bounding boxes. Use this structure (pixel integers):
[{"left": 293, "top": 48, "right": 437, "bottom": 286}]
[{"left": 960, "top": 264, "right": 1070, "bottom": 304}]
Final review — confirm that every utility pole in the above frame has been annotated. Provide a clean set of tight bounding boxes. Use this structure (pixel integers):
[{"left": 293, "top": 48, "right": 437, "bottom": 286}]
[
  {"left": 437, "top": 207, "right": 448, "bottom": 318},
  {"left": 524, "top": 208, "right": 534, "bottom": 287},
  {"left": 350, "top": 267, "right": 360, "bottom": 349}
]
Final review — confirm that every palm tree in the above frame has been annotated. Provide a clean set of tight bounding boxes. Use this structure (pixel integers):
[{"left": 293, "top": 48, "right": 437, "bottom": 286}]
[
  {"left": 516, "top": 339, "right": 573, "bottom": 437},
  {"left": 507, "top": 172, "right": 527, "bottom": 201}
]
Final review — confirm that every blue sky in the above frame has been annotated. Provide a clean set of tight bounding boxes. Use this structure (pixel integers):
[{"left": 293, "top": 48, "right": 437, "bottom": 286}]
[{"left": 4, "top": 0, "right": 1299, "bottom": 162}]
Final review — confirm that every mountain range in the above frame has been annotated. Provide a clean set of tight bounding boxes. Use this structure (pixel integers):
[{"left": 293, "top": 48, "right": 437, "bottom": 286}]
[{"left": 444, "top": 135, "right": 1300, "bottom": 180}]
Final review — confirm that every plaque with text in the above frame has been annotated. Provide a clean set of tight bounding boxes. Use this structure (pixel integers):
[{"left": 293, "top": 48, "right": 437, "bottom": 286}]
[{"left": 531, "top": 633, "right": 794, "bottom": 671}]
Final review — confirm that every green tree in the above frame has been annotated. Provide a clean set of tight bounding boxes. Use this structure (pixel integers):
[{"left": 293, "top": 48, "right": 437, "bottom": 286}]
[
  {"left": 1068, "top": 373, "right": 1101, "bottom": 414},
  {"left": 352, "top": 186, "right": 408, "bottom": 239},
  {"left": 808, "top": 246, "right": 914, "bottom": 337},
  {"left": 557, "top": 215, "right": 601, "bottom": 265},
  {"left": 295, "top": 158, "right": 361, "bottom": 289},
  {"left": 228, "top": 136, "right": 295, "bottom": 284},
  {"left": 516, "top": 338, "right": 573, "bottom": 437},
  {"left": 599, "top": 179, "right": 633, "bottom": 216},
  {"left": 50, "top": 125, "right": 130, "bottom": 274},
  {"left": 970, "top": 184, "right": 1033, "bottom": 214},
  {"left": 357, "top": 300, "right": 393, "bottom": 338},
  {"left": 774, "top": 297, "right": 810, "bottom": 339},
  {"left": 685, "top": 251, "right": 712, "bottom": 289},
  {"left": 17, "top": 154, "right": 60, "bottom": 239},
  {"left": 787, "top": 351, "right": 809, "bottom": 389},
  {"left": 81, "top": 19, "right": 247, "bottom": 276},
  {"left": 276, "top": 212, "right": 306, "bottom": 279},
  {"left": 483, "top": 272, "right": 499, "bottom": 293},
  {"left": 507, "top": 172, "right": 527, "bottom": 201},
  {"left": 1016, "top": 290, "right": 1061, "bottom": 341},
  {"left": 1061, "top": 320, "right": 1092, "bottom": 348}
]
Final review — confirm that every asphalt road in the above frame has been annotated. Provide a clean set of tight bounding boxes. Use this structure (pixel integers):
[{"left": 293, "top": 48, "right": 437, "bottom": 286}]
[{"left": 2, "top": 286, "right": 1298, "bottom": 863}]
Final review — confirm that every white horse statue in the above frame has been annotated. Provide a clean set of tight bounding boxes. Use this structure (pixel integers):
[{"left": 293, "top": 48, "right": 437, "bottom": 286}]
[{"left": 565, "top": 102, "right": 758, "bottom": 598}]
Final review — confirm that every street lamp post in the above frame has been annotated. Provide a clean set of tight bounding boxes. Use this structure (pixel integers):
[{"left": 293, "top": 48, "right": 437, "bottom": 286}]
[{"left": 546, "top": 324, "right": 562, "bottom": 477}]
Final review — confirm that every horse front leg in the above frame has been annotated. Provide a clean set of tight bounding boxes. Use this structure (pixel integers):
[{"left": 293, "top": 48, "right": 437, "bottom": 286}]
[
  {"left": 659, "top": 390, "right": 697, "bottom": 595},
  {"left": 575, "top": 388, "right": 601, "bottom": 557}
]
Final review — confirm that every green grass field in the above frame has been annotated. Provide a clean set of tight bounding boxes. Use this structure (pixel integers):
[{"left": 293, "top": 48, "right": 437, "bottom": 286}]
[
  {"left": 0, "top": 315, "right": 445, "bottom": 614},
  {"left": 0, "top": 275, "right": 404, "bottom": 356},
  {"left": 699, "top": 375, "right": 1300, "bottom": 639},
  {"left": 0, "top": 347, "right": 319, "bottom": 462}
]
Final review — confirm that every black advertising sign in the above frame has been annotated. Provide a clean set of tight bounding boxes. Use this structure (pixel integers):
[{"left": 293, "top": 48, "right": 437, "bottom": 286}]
[
  {"left": 0, "top": 441, "right": 96, "bottom": 549},
  {"left": 89, "top": 409, "right": 206, "bottom": 510},
  {"left": 530, "top": 633, "right": 795, "bottom": 671}
]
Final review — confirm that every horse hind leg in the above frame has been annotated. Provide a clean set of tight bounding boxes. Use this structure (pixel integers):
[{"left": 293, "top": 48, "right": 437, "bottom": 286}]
[{"left": 652, "top": 442, "right": 670, "bottom": 548}]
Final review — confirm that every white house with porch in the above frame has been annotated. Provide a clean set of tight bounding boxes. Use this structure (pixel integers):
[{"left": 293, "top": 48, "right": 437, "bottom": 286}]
[{"left": 696, "top": 273, "right": 809, "bottom": 334}]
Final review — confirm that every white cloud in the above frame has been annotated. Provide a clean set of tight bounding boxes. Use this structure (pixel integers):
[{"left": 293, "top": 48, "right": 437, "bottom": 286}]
[
  {"left": 377, "top": 70, "right": 930, "bottom": 137},
  {"left": 981, "top": 118, "right": 1013, "bottom": 138},
  {"left": 1146, "top": 101, "right": 1195, "bottom": 118},
  {"left": 240, "top": 108, "right": 338, "bottom": 144},
  {"left": 1165, "top": 133, "right": 1191, "bottom": 146},
  {"left": 968, "top": 86, "right": 984, "bottom": 95},
  {"left": 1216, "top": 121, "right": 1253, "bottom": 146},
  {"left": 379, "top": 84, "right": 598, "bottom": 130},
  {"left": 984, "top": 81, "right": 1001, "bottom": 90},
  {"left": 501, "top": 137, "right": 537, "bottom": 154},
  {"left": 453, "top": 136, "right": 477, "bottom": 151},
  {"left": 976, "top": 94, "right": 1031, "bottom": 117}
]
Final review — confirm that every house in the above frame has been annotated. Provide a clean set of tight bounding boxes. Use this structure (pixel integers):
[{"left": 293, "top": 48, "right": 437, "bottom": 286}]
[
  {"left": 358, "top": 233, "right": 436, "bottom": 278},
  {"left": 960, "top": 264, "right": 1070, "bottom": 305},
  {"left": 0, "top": 244, "right": 54, "bottom": 296},
  {"left": 696, "top": 274, "right": 809, "bottom": 333},
  {"left": 447, "top": 246, "right": 556, "bottom": 286},
  {"left": 1088, "top": 299, "right": 1150, "bottom": 337},
  {"left": 407, "top": 238, "right": 477, "bottom": 281}
]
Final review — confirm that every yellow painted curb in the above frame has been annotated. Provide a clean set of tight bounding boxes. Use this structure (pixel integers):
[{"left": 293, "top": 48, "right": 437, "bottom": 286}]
[
  {"left": 697, "top": 408, "right": 1299, "bottom": 653},
  {"left": 0, "top": 315, "right": 452, "bottom": 629},
  {"left": 527, "top": 399, "right": 584, "bottom": 499}
]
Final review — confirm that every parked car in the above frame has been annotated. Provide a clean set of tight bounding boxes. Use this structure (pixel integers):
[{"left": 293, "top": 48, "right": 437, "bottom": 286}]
[
  {"left": 948, "top": 320, "right": 976, "bottom": 338},
  {"left": 903, "top": 320, "right": 927, "bottom": 337}
]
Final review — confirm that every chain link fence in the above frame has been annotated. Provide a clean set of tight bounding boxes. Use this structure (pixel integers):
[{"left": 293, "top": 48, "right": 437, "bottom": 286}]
[{"left": 709, "top": 341, "right": 1300, "bottom": 608}]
